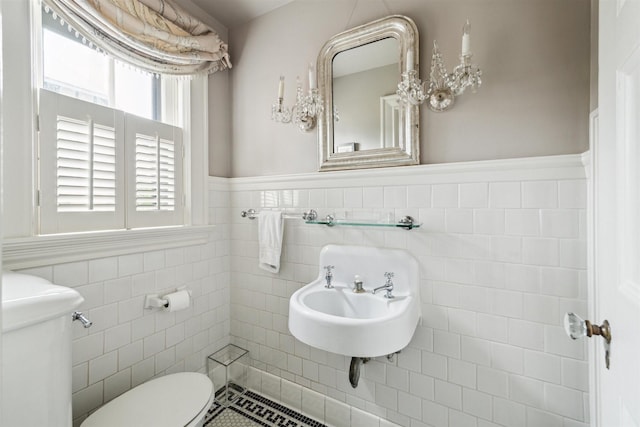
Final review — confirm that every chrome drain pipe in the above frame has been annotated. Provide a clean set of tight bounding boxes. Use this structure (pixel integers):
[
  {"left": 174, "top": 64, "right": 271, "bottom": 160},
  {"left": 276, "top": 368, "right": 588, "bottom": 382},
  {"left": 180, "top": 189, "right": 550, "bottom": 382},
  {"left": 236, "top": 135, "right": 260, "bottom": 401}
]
[{"left": 349, "top": 357, "right": 370, "bottom": 388}]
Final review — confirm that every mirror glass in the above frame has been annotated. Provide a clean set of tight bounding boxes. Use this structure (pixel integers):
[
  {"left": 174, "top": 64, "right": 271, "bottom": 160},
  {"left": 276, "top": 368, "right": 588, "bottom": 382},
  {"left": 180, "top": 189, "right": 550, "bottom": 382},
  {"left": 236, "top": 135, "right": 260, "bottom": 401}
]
[
  {"left": 332, "top": 38, "right": 399, "bottom": 152},
  {"left": 317, "top": 15, "right": 420, "bottom": 171}
]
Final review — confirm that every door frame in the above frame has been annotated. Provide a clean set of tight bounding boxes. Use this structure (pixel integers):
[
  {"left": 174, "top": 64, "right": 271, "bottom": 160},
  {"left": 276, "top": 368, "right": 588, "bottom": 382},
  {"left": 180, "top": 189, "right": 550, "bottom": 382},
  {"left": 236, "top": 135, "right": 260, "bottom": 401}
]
[{"left": 587, "top": 108, "right": 600, "bottom": 426}]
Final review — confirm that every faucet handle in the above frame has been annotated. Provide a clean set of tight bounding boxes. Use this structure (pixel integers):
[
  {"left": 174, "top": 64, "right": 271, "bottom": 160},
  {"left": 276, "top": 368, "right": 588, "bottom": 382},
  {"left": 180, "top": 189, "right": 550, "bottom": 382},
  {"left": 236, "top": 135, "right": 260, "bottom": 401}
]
[
  {"left": 72, "top": 311, "right": 93, "bottom": 328},
  {"left": 373, "top": 273, "right": 395, "bottom": 298},
  {"left": 323, "top": 265, "right": 335, "bottom": 289}
]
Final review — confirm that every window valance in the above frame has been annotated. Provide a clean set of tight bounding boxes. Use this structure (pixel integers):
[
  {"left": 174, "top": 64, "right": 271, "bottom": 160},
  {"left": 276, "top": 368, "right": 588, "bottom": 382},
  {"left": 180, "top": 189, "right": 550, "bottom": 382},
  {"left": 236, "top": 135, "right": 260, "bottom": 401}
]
[{"left": 43, "top": 0, "right": 232, "bottom": 76}]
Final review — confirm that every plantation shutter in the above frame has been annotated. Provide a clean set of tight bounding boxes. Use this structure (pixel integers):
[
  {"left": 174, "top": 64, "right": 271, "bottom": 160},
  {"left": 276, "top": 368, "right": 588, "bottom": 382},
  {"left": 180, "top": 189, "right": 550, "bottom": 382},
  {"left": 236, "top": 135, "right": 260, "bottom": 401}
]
[
  {"left": 56, "top": 117, "right": 117, "bottom": 212},
  {"left": 126, "top": 114, "right": 183, "bottom": 228},
  {"left": 134, "top": 134, "right": 177, "bottom": 212},
  {"left": 39, "top": 89, "right": 125, "bottom": 233},
  {"left": 39, "top": 90, "right": 184, "bottom": 234}
]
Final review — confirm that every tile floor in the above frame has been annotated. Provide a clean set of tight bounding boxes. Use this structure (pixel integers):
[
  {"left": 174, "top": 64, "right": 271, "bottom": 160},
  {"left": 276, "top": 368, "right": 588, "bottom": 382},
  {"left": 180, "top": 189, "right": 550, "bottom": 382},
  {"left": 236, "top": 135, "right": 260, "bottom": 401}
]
[{"left": 204, "top": 386, "right": 327, "bottom": 427}]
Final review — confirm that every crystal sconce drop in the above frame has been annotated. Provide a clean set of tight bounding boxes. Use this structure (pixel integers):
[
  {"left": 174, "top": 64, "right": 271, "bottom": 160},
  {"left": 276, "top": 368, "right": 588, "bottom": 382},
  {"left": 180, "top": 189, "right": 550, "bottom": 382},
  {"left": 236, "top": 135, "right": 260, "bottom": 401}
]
[{"left": 397, "top": 20, "right": 482, "bottom": 112}]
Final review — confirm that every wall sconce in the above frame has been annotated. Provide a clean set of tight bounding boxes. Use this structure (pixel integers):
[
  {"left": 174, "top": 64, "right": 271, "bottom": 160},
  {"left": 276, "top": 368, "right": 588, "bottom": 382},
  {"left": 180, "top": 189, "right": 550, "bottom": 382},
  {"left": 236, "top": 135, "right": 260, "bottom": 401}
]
[
  {"left": 397, "top": 20, "right": 482, "bottom": 112},
  {"left": 271, "top": 64, "right": 323, "bottom": 131}
]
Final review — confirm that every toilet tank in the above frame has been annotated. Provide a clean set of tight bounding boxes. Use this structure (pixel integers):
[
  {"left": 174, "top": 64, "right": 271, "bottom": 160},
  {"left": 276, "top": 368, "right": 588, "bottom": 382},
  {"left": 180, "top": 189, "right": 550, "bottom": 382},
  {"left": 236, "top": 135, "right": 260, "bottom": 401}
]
[{"left": 2, "top": 272, "right": 84, "bottom": 427}]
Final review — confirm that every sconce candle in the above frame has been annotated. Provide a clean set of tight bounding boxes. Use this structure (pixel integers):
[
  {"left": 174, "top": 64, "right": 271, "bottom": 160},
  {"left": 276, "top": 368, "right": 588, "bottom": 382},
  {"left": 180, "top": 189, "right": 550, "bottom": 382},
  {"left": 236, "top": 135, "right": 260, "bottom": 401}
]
[
  {"left": 407, "top": 49, "right": 414, "bottom": 67},
  {"left": 461, "top": 19, "right": 471, "bottom": 56},
  {"left": 272, "top": 75, "right": 293, "bottom": 123},
  {"left": 309, "top": 63, "right": 317, "bottom": 90}
]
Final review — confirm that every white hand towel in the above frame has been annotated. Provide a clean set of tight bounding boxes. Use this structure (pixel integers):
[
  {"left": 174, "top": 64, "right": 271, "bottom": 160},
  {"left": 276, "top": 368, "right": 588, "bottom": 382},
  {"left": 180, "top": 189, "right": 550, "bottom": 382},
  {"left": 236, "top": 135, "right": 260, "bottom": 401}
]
[{"left": 258, "top": 210, "right": 284, "bottom": 273}]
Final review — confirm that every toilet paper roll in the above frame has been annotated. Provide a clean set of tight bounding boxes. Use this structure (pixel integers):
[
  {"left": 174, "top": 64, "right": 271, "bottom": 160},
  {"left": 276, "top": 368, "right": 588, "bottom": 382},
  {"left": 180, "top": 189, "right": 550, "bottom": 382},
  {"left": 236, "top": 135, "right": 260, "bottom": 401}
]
[{"left": 163, "top": 290, "right": 191, "bottom": 312}]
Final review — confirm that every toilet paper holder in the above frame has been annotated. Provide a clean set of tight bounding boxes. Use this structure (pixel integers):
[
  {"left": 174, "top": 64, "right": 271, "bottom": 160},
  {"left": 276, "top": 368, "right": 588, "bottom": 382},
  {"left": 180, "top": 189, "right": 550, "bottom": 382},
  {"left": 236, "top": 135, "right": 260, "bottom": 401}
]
[{"left": 144, "top": 287, "right": 191, "bottom": 310}]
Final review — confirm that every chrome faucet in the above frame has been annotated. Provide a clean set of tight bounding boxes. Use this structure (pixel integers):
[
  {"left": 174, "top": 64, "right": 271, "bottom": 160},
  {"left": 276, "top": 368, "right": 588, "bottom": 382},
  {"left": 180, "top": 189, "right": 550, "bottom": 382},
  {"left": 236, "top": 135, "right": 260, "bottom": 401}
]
[
  {"left": 324, "top": 265, "right": 335, "bottom": 288},
  {"left": 353, "top": 275, "right": 365, "bottom": 293},
  {"left": 373, "top": 272, "right": 395, "bottom": 298}
]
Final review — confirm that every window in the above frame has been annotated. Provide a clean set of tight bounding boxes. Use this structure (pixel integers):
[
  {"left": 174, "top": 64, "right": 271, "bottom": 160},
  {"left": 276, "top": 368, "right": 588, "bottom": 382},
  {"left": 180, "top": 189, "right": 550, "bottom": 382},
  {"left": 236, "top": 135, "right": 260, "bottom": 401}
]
[
  {"left": 38, "top": 9, "right": 185, "bottom": 234},
  {"left": 1, "top": 0, "right": 211, "bottom": 268},
  {"left": 41, "top": 11, "right": 161, "bottom": 122}
]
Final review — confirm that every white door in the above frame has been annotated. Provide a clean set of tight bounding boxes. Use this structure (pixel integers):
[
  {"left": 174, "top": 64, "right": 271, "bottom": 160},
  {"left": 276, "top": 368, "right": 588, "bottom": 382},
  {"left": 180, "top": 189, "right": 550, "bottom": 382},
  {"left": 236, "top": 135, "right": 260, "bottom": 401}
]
[{"left": 593, "top": 0, "right": 640, "bottom": 425}]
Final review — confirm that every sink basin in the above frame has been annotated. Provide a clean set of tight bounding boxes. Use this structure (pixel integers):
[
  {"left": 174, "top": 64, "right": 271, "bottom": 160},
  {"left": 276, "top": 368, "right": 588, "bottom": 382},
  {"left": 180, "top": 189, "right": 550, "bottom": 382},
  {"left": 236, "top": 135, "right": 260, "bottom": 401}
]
[
  {"left": 288, "top": 244, "right": 421, "bottom": 358},
  {"left": 302, "top": 289, "right": 391, "bottom": 319}
]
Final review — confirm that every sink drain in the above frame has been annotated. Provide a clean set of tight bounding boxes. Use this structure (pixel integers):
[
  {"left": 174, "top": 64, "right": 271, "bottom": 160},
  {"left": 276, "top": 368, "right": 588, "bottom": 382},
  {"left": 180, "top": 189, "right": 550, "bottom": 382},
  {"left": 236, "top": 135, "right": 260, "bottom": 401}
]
[{"left": 348, "top": 357, "right": 370, "bottom": 388}]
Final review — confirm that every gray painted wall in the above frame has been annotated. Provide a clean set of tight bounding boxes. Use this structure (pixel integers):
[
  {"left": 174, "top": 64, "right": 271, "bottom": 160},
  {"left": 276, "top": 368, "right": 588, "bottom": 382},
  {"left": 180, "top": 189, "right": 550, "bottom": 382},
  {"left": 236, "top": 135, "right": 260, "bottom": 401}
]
[
  {"left": 220, "top": 0, "right": 590, "bottom": 177},
  {"left": 209, "top": 70, "right": 233, "bottom": 177}
]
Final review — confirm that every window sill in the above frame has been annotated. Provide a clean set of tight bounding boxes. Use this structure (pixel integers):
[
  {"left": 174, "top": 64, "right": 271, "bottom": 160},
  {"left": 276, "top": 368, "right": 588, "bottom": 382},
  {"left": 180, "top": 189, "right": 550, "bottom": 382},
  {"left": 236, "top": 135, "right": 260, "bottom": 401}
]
[{"left": 2, "top": 225, "right": 214, "bottom": 270}]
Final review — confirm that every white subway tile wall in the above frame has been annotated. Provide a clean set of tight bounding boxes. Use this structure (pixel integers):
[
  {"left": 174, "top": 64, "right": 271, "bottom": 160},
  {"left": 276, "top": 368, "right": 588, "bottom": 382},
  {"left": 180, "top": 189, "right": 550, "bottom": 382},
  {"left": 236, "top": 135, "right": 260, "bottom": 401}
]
[
  {"left": 17, "top": 188, "right": 231, "bottom": 426},
  {"left": 228, "top": 170, "right": 588, "bottom": 427},
  {"left": 14, "top": 160, "right": 587, "bottom": 427}
]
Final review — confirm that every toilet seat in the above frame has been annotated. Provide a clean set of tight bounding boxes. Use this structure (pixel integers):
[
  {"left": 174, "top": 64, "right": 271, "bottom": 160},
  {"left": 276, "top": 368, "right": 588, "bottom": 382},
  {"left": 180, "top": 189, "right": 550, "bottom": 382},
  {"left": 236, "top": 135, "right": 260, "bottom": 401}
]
[{"left": 81, "top": 372, "right": 214, "bottom": 427}]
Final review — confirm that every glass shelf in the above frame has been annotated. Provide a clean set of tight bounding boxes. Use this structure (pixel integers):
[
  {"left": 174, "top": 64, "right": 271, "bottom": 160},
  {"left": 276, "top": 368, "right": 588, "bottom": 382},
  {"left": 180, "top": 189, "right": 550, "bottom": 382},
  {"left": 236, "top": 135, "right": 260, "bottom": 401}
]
[
  {"left": 305, "top": 216, "right": 421, "bottom": 230},
  {"left": 239, "top": 209, "right": 421, "bottom": 230}
]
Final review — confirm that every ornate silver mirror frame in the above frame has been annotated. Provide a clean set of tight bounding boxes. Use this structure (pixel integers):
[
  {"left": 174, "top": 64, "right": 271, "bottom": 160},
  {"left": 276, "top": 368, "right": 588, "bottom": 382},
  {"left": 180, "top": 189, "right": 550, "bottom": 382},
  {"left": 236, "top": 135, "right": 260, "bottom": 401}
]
[{"left": 317, "top": 15, "right": 420, "bottom": 172}]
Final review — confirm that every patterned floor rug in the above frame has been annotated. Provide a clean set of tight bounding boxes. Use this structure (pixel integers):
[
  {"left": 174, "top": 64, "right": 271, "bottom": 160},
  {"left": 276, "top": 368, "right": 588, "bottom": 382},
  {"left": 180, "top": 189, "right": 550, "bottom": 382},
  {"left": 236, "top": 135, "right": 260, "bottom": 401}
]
[{"left": 204, "top": 385, "right": 327, "bottom": 427}]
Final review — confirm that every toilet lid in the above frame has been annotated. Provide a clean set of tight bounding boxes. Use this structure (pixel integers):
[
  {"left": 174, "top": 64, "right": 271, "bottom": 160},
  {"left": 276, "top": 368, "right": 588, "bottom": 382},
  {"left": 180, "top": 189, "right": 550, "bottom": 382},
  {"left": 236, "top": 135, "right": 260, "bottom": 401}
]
[{"left": 81, "top": 373, "right": 213, "bottom": 427}]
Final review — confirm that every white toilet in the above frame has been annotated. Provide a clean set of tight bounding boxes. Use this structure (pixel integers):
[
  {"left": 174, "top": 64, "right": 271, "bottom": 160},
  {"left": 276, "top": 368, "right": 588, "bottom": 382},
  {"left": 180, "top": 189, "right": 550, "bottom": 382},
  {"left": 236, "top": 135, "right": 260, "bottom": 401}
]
[
  {"left": 80, "top": 371, "right": 214, "bottom": 427},
  {"left": 1, "top": 272, "right": 214, "bottom": 427},
  {"left": 2, "top": 271, "right": 84, "bottom": 426}
]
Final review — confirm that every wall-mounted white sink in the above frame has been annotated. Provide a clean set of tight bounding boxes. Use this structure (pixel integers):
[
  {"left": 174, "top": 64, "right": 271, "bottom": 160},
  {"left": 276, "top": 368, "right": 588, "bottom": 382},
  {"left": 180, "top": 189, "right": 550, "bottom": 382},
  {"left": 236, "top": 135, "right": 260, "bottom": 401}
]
[{"left": 288, "top": 244, "right": 421, "bottom": 357}]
